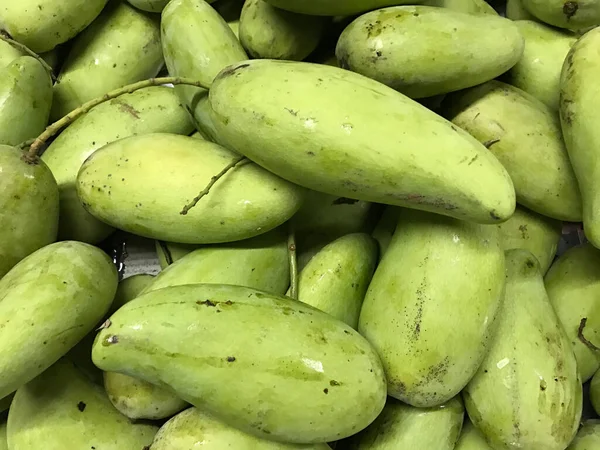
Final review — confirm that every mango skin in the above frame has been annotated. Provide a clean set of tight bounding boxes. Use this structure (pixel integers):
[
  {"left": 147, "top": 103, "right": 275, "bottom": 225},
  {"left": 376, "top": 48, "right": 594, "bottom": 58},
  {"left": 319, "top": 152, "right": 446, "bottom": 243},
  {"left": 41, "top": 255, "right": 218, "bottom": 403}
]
[
  {"left": 77, "top": 133, "right": 304, "bottom": 244},
  {"left": 41, "top": 87, "right": 194, "bottom": 244},
  {"left": 0, "top": 146, "right": 59, "bottom": 278},
  {"left": 464, "top": 249, "right": 582, "bottom": 450},
  {"left": 591, "top": 370, "right": 600, "bottom": 415},
  {"left": 336, "top": 7, "right": 523, "bottom": 99},
  {"left": 454, "top": 420, "right": 493, "bottom": 450},
  {"left": 209, "top": 59, "right": 516, "bottom": 224},
  {"left": 359, "top": 208, "right": 505, "bottom": 407},
  {"left": 50, "top": 2, "right": 164, "bottom": 121},
  {"left": 566, "top": 420, "right": 600, "bottom": 449},
  {"left": 421, "top": 0, "right": 498, "bottom": 14},
  {"left": 521, "top": 0, "right": 600, "bottom": 29},
  {"left": 92, "top": 284, "right": 387, "bottom": 444},
  {"left": 0, "top": 40, "right": 22, "bottom": 68},
  {"left": 507, "top": 0, "right": 538, "bottom": 19},
  {"left": 155, "top": 241, "right": 199, "bottom": 269},
  {"left": 545, "top": 243, "right": 600, "bottom": 382},
  {"left": 7, "top": 359, "right": 157, "bottom": 450},
  {"left": 262, "top": 0, "right": 414, "bottom": 16},
  {"left": 444, "top": 80, "right": 582, "bottom": 221},
  {"left": 111, "top": 274, "right": 155, "bottom": 312},
  {"left": 0, "top": 0, "right": 109, "bottom": 53},
  {"left": 128, "top": 0, "right": 171, "bottom": 12}
]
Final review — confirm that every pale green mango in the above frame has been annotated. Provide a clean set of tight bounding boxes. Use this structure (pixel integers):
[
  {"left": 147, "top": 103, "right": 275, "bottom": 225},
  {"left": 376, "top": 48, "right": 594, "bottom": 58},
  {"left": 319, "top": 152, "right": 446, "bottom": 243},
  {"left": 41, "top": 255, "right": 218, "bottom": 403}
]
[
  {"left": 371, "top": 206, "right": 400, "bottom": 261},
  {"left": 567, "top": 420, "right": 600, "bottom": 449},
  {"left": 0, "top": 241, "right": 117, "bottom": 399},
  {"left": 0, "top": 420, "right": 5, "bottom": 450},
  {"left": 0, "top": 0, "right": 109, "bottom": 53},
  {"left": 228, "top": 19, "right": 240, "bottom": 37},
  {"left": 290, "top": 233, "right": 377, "bottom": 329},
  {"left": 0, "top": 146, "right": 59, "bottom": 278},
  {"left": 347, "top": 396, "right": 464, "bottom": 450},
  {"left": 507, "top": 0, "right": 538, "bottom": 19},
  {"left": 454, "top": 420, "right": 493, "bottom": 450},
  {"left": 41, "top": 87, "right": 194, "bottom": 244},
  {"left": 209, "top": 60, "right": 516, "bottom": 224},
  {"left": 262, "top": 0, "right": 414, "bottom": 16},
  {"left": 127, "top": 0, "right": 171, "bottom": 12},
  {"left": 444, "top": 80, "right": 582, "bottom": 221},
  {"left": 545, "top": 243, "right": 600, "bottom": 382},
  {"left": 92, "top": 284, "right": 387, "bottom": 443},
  {"left": 464, "top": 249, "right": 582, "bottom": 450},
  {"left": 359, "top": 208, "right": 505, "bottom": 407},
  {"left": 0, "top": 40, "right": 23, "bottom": 68},
  {"left": 112, "top": 273, "right": 155, "bottom": 312},
  {"left": 507, "top": 21, "right": 577, "bottom": 111},
  {"left": 591, "top": 369, "right": 600, "bottom": 414},
  {"left": 422, "top": 0, "right": 498, "bottom": 14},
  {"left": 521, "top": 0, "right": 600, "bottom": 29},
  {"left": 155, "top": 241, "right": 200, "bottom": 269},
  {"left": 0, "top": 394, "right": 13, "bottom": 414},
  {"left": 7, "top": 359, "right": 157, "bottom": 449},
  {"left": 560, "top": 28, "right": 600, "bottom": 249},
  {"left": 50, "top": 2, "right": 163, "bottom": 120},
  {"left": 0, "top": 56, "right": 52, "bottom": 146},
  {"left": 77, "top": 133, "right": 304, "bottom": 244},
  {"left": 336, "top": 7, "right": 522, "bottom": 98}
]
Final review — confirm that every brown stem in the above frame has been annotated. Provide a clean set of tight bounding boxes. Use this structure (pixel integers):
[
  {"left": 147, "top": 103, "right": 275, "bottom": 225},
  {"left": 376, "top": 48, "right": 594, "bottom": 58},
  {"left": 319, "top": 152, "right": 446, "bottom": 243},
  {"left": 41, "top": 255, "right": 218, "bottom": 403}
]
[
  {"left": 0, "top": 31, "right": 56, "bottom": 81},
  {"left": 578, "top": 317, "right": 600, "bottom": 351},
  {"left": 288, "top": 225, "right": 298, "bottom": 300}
]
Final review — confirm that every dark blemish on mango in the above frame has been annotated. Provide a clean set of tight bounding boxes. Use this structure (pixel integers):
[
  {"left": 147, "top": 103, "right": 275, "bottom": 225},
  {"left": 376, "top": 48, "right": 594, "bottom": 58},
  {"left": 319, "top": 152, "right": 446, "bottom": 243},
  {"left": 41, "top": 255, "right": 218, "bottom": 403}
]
[
  {"left": 468, "top": 155, "right": 479, "bottom": 165},
  {"left": 77, "top": 401, "right": 86, "bottom": 412},
  {"left": 332, "top": 197, "right": 358, "bottom": 206},
  {"left": 306, "top": 151, "right": 315, "bottom": 156},
  {"left": 198, "top": 299, "right": 216, "bottom": 307},
  {"left": 323, "top": 388, "right": 329, "bottom": 394},
  {"left": 285, "top": 108, "right": 298, "bottom": 116},
  {"left": 519, "top": 224, "right": 528, "bottom": 239},
  {"left": 484, "top": 139, "right": 500, "bottom": 149},
  {"left": 525, "top": 259, "right": 535, "bottom": 269},
  {"left": 330, "top": 380, "right": 341, "bottom": 386},
  {"left": 226, "top": 356, "right": 236, "bottom": 362},
  {"left": 490, "top": 210, "right": 501, "bottom": 220},
  {"left": 103, "top": 335, "right": 119, "bottom": 346},
  {"left": 563, "top": 1, "right": 578, "bottom": 19}
]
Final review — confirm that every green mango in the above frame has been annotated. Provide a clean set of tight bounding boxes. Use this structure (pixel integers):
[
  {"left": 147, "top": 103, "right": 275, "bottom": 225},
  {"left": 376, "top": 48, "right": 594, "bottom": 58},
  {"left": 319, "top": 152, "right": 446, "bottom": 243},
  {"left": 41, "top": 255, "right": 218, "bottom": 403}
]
[
  {"left": 112, "top": 273, "right": 155, "bottom": 312},
  {"left": 261, "top": 0, "right": 413, "bottom": 16},
  {"left": 358, "top": 208, "right": 505, "bottom": 407},
  {"left": 464, "top": 249, "right": 582, "bottom": 450},
  {"left": 507, "top": 0, "right": 538, "bottom": 19},
  {"left": 228, "top": 19, "right": 240, "bottom": 37},
  {"left": 77, "top": 133, "right": 304, "bottom": 244},
  {"left": 454, "top": 420, "right": 493, "bottom": 450},
  {"left": 0, "top": 241, "right": 118, "bottom": 399},
  {"left": 0, "top": 56, "right": 52, "bottom": 146},
  {"left": 92, "top": 284, "right": 387, "bottom": 443},
  {"left": 521, "top": 0, "right": 600, "bottom": 29},
  {"left": 560, "top": 27, "right": 600, "bottom": 249},
  {"left": 290, "top": 233, "right": 377, "bottom": 329},
  {"left": 496, "top": 205, "right": 562, "bottom": 274},
  {"left": 336, "top": 7, "right": 522, "bottom": 99},
  {"left": 421, "top": 0, "right": 498, "bottom": 14},
  {"left": 0, "top": 146, "right": 59, "bottom": 278},
  {"left": 150, "top": 407, "right": 329, "bottom": 449},
  {"left": 155, "top": 241, "right": 199, "bottom": 269},
  {"left": 7, "top": 359, "right": 157, "bottom": 449},
  {"left": 371, "top": 206, "right": 400, "bottom": 261},
  {"left": 0, "top": 40, "right": 23, "bottom": 68},
  {"left": 127, "top": 0, "right": 171, "bottom": 12},
  {"left": 566, "top": 420, "right": 600, "bottom": 449},
  {"left": 41, "top": 87, "right": 194, "bottom": 244},
  {"left": 0, "top": 394, "right": 13, "bottom": 414},
  {"left": 0, "top": 0, "right": 109, "bottom": 53},
  {"left": 591, "top": 369, "right": 600, "bottom": 415},
  {"left": 544, "top": 243, "right": 600, "bottom": 382},
  {"left": 50, "top": 2, "right": 163, "bottom": 121},
  {"left": 239, "top": 0, "right": 327, "bottom": 60},
  {"left": 444, "top": 80, "right": 582, "bottom": 221},
  {"left": 209, "top": 60, "right": 516, "bottom": 224},
  {"left": 347, "top": 396, "right": 464, "bottom": 450}
]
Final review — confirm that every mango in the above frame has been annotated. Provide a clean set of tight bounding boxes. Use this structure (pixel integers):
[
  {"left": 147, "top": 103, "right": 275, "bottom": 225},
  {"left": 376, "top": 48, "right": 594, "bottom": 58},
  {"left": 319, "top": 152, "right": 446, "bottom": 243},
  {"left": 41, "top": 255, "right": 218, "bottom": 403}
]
[
  {"left": 421, "top": 0, "right": 498, "bottom": 14},
  {"left": 0, "top": 0, "right": 109, "bottom": 53},
  {"left": 7, "top": 359, "right": 157, "bottom": 449},
  {"left": 336, "top": 7, "right": 523, "bottom": 99},
  {"left": 41, "top": 87, "right": 194, "bottom": 244},
  {"left": 359, "top": 208, "right": 505, "bottom": 407},
  {"left": 127, "top": 0, "right": 171, "bottom": 12},
  {"left": 560, "top": 27, "right": 600, "bottom": 249},
  {"left": 0, "top": 56, "right": 52, "bottom": 146},
  {"left": 0, "top": 241, "right": 118, "bottom": 399},
  {"left": 371, "top": 207, "right": 401, "bottom": 261},
  {"left": 92, "top": 284, "right": 387, "bottom": 443},
  {"left": 261, "top": 0, "right": 414, "bottom": 16},
  {"left": 111, "top": 273, "right": 155, "bottom": 312},
  {"left": 228, "top": 19, "right": 240, "bottom": 37},
  {"left": 566, "top": 420, "right": 600, "bottom": 449},
  {"left": 155, "top": 241, "right": 199, "bottom": 269},
  {"left": 464, "top": 249, "right": 582, "bottom": 450},
  {"left": 591, "top": 369, "right": 600, "bottom": 415},
  {"left": 507, "top": 0, "right": 538, "bottom": 19},
  {"left": 50, "top": 2, "right": 163, "bottom": 120},
  {"left": 347, "top": 396, "right": 464, "bottom": 450},
  {"left": 0, "top": 40, "right": 22, "bottom": 68},
  {"left": 521, "top": 0, "right": 600, "bottom": 30},
  {"left": 444, "top": 80, "right": 582, "bottom": 221},
  {"left": 545, "top": 243, "right": 600, "bottom": 382},
  {"left": 209, "top": 60, "right": 516, "bottom": 224},
  {"left": 454, "top": 420, "right": 493, "bottom": 450}
]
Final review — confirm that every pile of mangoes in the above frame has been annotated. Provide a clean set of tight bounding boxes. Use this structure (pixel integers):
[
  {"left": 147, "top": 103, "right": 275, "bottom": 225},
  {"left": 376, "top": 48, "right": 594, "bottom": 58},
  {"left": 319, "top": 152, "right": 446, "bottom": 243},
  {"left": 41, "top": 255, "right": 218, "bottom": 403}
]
[{"left": 1, "top": 0, "right": 600, "bottom": 448}]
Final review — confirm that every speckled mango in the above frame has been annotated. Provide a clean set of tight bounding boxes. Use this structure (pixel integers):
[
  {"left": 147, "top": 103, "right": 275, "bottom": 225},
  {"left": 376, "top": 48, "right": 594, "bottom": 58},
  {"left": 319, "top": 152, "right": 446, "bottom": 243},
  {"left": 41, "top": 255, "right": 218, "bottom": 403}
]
[
  {"left": 50, "top": 1, "right": 163, "bottom": 120},
  {"left": 41, "top": 87, "right": 194, "bottom": 244},
  {"left": 454, "top": 421, "right": 493, "bottom": 450},
  {"left": 155, "top": 241, "right": 199, "bottom": 269},
  {"left": 92, "top": 284, "right": 387, "bottom": 444},
  {"left": 421, "top": 0, "right": 498, "bottom": 14},
  {"left": 7, "top": 359, "right": 157, "bottom": 450},
  {"left": 0, "top": 40, "right": 22, "bottom": 68},
  {"left": 444, "top": 80, "right": 582, "bottom": 221},
  {"left": 464, "top": 249, "right": 582, "bottom": 450},
  {"left": 261, "top": 0, "right": 414, "bottom": 16},
  {"left": 209, "top": 60, "right": 516, "bottom": 224},
  {"left": 566, "top": 420, "right": 600, "bottom": 449},
  {"left": 358, "top": 208, "right": 505, "bottom": 407},
  {"left": 521, "top": 0, "right": 600, "bottom": 30},
  {"left": 336, "top": 7, "right": 523, "bottom": 99},
  {"left": 127, "top": 0, "right": 171, "bottom": 12},
  {"left": 591, "top": 370, "right": 600, "bottom": 415}
]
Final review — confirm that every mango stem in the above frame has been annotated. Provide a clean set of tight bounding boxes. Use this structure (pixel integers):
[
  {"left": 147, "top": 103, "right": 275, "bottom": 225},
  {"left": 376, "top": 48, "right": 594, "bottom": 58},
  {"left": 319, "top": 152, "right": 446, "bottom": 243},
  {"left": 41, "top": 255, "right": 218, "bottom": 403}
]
[
  {"left": 288, "top": 226, "right": 298, "bottom": 300},
  {"left": 0, "top": 31, "right": 56, "bottom": 81},
  {"left": 578, "top": 318, "right": 600, "bottom": 352}
]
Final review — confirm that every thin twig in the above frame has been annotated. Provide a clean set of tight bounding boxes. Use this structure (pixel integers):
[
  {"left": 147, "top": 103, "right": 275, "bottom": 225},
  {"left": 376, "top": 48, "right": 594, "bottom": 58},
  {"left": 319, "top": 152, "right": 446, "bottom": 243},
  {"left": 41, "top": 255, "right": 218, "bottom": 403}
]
[
  {"left": 17, "top": 138, "right": 35, "bottom": 149},
  {"left": 0, "top": 31, "right": 56, "bottom": 81},
  {"left": 288, "top": 225, "right": 298, "bottom": 300},
  {"left": 578, "top": 317, "right": 600, "bottom": 351}
]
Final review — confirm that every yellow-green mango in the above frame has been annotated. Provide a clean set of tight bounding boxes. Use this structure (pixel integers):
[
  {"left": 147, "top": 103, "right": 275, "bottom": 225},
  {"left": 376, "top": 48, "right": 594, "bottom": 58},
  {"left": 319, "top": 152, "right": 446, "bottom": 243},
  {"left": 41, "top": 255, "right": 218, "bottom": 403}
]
[
  {"left": 0, "top": 394, "right": 13, "bottom": 414},
  {"left": 358, "top": 209, "right": 505, "bottom": 407},
  {"left": 92, "top": 284, "right": 387, "bottom": 443},
  {"left": 127, "top": 0, "right": 171, "bottom": 12},
  {"left": 464, "top": 249, "right": 582, "bottom": 450},
  {"left": 507, "top": 21, "right": 577, "bottom": 111},
  {"left": 545, "top": 243, "right": 600, "bottom": 382},
  {"left": 290, "top": 233, "right": 377, "bottom": 329},
  {"left": 496, "top": 205, "right": 562, "bottom": 274},
  {"left": 228, "top": 19, "right": 240, "bottom": 37},
  {"left": 521, "top": 0, "right": 600, "bottom": 29},
  {"left": 591, "top": 369, "right": 600, "bottom": 414},
  {"left": 422, "top": 0, "right": 498, "bottom": 14},
  {"left": 7, "top": 359, "right": 157, "bottom": 449},
  {"left": 0, "top": 56, "right": 52, "bottom": 146},
  {"left": 0, "top": 40, "right": 22, "bottom": 68},
  {"left": 0, "top": 146, "right": 59, "bottom": 278},
  {"left": 50, "top": 2, "right": 163, "bottom": 120},
  {"left": 444, "top": 80, "right": 582, "bottom": 221},
  {"left": 0, "top": 0, "right": 109, "bottom": 53},
  {"left": 261, "top": 0, "right": 414, "bottom": 16},
  {"left": 41, "top": 87, "right": 194, "bottom": 244},
  {"left": 0, "top": 241, "right": 117, "bottom": 399},
  {"left": 507, "top": 0, "right": 538, "bottom": 19},
  {"left": 566, "top": 420, "right": 600, "bottom": 449},
  {"left": 151, "top": 407, "right": 329, "bottom": 449},
  {"left": 371, "top": 206, "right": 400, "bottom": 261},
  {"left": 77, "top": 133, "right": 304, "bottom": 244},
  {"left": 454, "top": 420, "right": 493, "bottom": 450},
  {"left": 347, "top": 396, "right": 464, "bottom": 450},
  {"left": 336, "top": 7, "right": 522, "bottom": 99},
  {"left": 155, "top": 241, "right": 199, "bottom": 269},
  {"left": 209, "top": 60, "right": 516, "bottom": 224},
  {"left": 239, "top": 0, "right": 327, "bottom": 60},
  {"left": 560, "top": 27, "right": 600, "bottom": 249}
]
